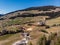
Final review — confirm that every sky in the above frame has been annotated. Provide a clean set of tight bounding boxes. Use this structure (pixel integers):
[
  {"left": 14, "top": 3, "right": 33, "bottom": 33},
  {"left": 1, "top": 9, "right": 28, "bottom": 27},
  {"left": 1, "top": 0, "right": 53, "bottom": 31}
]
[{"left": 0, "top": 0, "right": 60, "bottom": 14}]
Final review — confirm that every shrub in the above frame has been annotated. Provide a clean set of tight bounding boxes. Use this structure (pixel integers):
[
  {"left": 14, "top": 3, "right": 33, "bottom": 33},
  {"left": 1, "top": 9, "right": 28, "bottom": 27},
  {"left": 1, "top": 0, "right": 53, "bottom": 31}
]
[
  {"left": 52, "top": 24, "right": 57, "bottom": 27},
  {"left": 37, "top": 32, "right": 60, "bottom": 45},
  {"left": 58, "top": 24, "right": 60, "bottom": 26},
  {"left": 16, "top": 29, "right": 24, "bottom": 33},
  {"left": 29, "top": 42, "right": 33, "bottom": 45},
  {"left": 48, "top": 33, "right": 57, "bottom": 40},
  {"left": 8, "top": 30, "right": 16, "bottom": 34},
  {"left": 45, "top": 25, "right": 50, "bottom": 29},
  {"left": 40, "top": 30, "right": 48, "bottom": 33},
  {"left": 37, "top": 35, "right": 46, "bottom": 45},
  {"left": 1, "top": 30, "right": 8, "bottom": 35}
]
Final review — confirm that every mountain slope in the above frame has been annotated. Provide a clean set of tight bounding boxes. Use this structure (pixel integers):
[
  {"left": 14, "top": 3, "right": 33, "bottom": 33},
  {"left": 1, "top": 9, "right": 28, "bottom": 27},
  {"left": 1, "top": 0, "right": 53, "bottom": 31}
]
[
  {"left": 23, "top": 6, "right": 59, "bottom": 11},
  {"left": 46, "top": 17, "right": 60, "bottom": 26},
  {"left": 0, "top": 6, "right": 60, "bottom": 20},
  {"left": 0, "top": 14, "right": 4, "bottom": 17}
]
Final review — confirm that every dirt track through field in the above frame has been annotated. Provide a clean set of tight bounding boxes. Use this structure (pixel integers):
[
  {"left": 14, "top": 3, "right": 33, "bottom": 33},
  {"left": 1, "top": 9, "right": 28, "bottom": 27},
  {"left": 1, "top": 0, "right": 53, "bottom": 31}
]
[{"left": 0, "top": 40, "right": 10, "bottom": 45}]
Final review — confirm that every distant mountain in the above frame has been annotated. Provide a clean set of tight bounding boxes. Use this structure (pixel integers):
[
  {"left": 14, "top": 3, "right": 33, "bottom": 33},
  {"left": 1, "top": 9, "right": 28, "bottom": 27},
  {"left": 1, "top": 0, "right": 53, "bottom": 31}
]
[
  {"left": 23, "top": 6, "right": 59, "bottom": 11},
  {"left": 0, "top": 6, "right": 60, "bottom": 20},
  {"left": 0, "top": 14, "right": 4, "bottom": 17}
]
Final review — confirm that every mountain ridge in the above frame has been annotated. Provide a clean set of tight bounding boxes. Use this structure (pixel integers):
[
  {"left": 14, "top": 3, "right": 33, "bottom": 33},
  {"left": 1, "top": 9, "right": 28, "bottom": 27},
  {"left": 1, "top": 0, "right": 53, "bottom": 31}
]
[
  {"left": 4, "top": 5, "right": 60, "bottom": 15},
  {"left": 0, "top": 6, "right": 60, "bottom": 20}
]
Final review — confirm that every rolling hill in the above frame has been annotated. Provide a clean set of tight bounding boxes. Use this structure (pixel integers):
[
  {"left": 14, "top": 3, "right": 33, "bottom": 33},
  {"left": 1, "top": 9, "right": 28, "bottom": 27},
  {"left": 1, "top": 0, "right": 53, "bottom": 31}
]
[
  {"left": 0, "top": 6, "right": 60, "bottom": 20},
  {"left": 0, "top": 6, "right": 60, "bottom": 45}
]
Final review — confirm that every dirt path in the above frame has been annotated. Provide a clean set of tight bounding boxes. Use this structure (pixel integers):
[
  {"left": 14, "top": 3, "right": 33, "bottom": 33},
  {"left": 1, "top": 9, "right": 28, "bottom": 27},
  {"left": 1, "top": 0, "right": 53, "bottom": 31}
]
[{"left": 0, "top": 40, "right": 10, "bottom": 45}]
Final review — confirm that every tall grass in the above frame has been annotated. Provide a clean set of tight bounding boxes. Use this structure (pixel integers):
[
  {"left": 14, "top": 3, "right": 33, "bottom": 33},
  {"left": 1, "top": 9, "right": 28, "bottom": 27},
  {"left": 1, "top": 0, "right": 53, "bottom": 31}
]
[{"left": 37, "top": 32, "right": 60, "bottom": 45}]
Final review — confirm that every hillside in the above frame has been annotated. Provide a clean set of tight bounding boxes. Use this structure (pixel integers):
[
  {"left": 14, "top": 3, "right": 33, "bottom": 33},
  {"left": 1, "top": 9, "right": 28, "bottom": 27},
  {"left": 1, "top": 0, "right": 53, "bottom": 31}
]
[
  {"left": 23, "top": 6, "right": 59, "bottom": 11},
  {"left": 46, "top": 17, "right": 60, "bottom": 26},
  {"left": 0, "top": 6, "right": 60, "bottom": 45},
  {"left": 0, "top": 6, "right": 60, "bottom": 34},
  {"left": 0, "top": 6, "right": 60, "bottom": 20}
]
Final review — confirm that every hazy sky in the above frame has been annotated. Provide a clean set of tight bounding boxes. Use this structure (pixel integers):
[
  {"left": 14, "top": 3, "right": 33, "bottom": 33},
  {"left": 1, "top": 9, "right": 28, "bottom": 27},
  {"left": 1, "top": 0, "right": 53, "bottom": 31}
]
[{"left": 0, "top": 0, "right": 60, "bottom": 14}]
